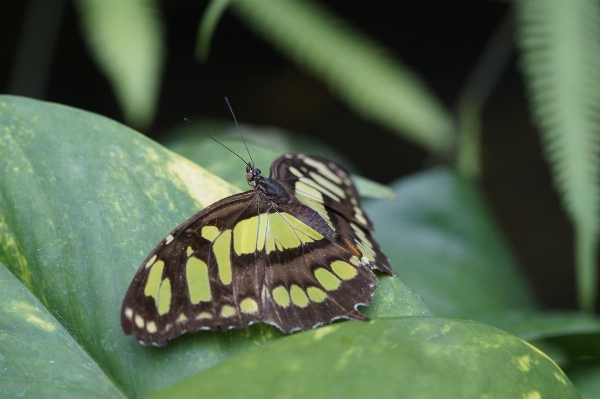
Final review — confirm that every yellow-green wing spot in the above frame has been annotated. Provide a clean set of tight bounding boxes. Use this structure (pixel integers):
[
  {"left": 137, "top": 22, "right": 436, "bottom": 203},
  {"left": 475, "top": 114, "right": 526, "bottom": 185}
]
[
  {"left": 221, "top": 305, "right": 236, "bottom": 317},
  {"left": 234, "top": 213, "right": 270, "bottom": 255},
  {"left": 351, "top": 223, "right": 376, "bottom": 262},
  {"left": 280, "top": 212, "right": 324, "bottom": 241},
  {"left": 158, "top": 278, "right": 171, "bottom": 315},
  {"left": 240, "top": 297, "right": 259, "bottom": 314},
  {"left": 294, "top": 181, "right": 334, "bottom": 229},
  {"left": 309, "top": 171, "right": 346, "bottom": 199},
  {"left": 144, "top": 260, "right": 165, "bottom": 302},
  {"left": 302, "top": 156, "right": 344, "bottom": 184},
  {"left": 266, "top": 213, "right": 300, "bottom": 253},
  {"left": 272, "top": 285, "right": 291, "bottom": 307},
  {"left": 266, "top": 212, "right": 324, "bottom": 254},
  {"left": 354, "top": 210, "right": 368, "bottom": 227},
  {"left": 350, "top": 197, "right": 368, "bottom": 226},
  {"left": 265, "top": 233, "right": 277, "bottom": 254},
  {"left": 290, "top": 284, "right": 309, "bottom": 308},
  {"left": 233, "top": 215, "right": 259, "bottom": 255},
  {"left": 186, "top": 246, "right": 194, "bottom": 256},
  {"left": 295, "top": 179, "right": 323, "bottom": 202},
  {"left": 196, "top": 312, "right": 212, "bottom": 320},
  {"left": 288, "top": 166, "right": 304, "bottom": 179},
  {"left": 147, "top": 321, "right": 157, "bottom": 333},
  {"left": 186, "top": 256, "right": 211, "bottom": 304},
  {"left": 299, "top": 176, "right": 340, "bottom": 202},
  {"left": 314, "top": 268, "right": 341, "bottom": 291},
  {"left": 256, "top": 213, "right": 268, "bottom": 251},
  {"left": 307, "top": 286, "right": 327, "bottom": 303},
  {"left": 214, "top": 229, "right": 232, "bottom": 285},
  {"left": 145, "top": 254, "right": 157, "bottom": 268},
  {"left": 124, "top": 307, "right": 134, "bottom": 320},
  {"left": 201, "top": 225, "right": 220, "bottom": 241},
  {"left": 331, "top": 260, "right": 358, "bottom": 280},
  {"left": 201, "top": 225, "right": 234, "bottom": 285},
  {"left": 356, "top": 241, "right": 375, "bottom": 262},
  {"left": 143, "top": 258, "right": 171, "bottom": 316}
]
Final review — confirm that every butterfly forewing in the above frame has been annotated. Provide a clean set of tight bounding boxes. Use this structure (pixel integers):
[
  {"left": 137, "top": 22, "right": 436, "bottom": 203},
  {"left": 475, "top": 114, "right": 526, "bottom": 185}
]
[
  {"left": 121, "top": 191, "right": 263, "bottom": 345},
  {"left": 121, "top": 153, "right": 393, "bottom": 346}
]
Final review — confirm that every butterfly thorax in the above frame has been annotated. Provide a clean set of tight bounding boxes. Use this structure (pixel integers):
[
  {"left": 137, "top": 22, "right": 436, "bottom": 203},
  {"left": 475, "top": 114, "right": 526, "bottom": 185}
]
[
  {"left": 246, "top": 165, "right": 335, "bottom": 238},
  {"left": 246, "top": 165, "right": 289, "bottom": 204}
]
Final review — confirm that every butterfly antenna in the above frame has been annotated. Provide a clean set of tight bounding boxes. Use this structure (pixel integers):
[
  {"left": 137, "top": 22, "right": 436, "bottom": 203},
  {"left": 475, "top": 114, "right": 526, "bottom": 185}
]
[
  {"left": 183, "top": 118, "right": 250, "bottom": 167},
  {"left": 225, "top": 97, "right": 255, "bottom": 167}
]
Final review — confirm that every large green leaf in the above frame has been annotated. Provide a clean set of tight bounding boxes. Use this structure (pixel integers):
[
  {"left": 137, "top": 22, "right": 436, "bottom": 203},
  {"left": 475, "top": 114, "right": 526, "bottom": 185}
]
[
  {"left": 0, "top": 261, "right": 124, "bottom": 398},
  {"left": 483, "top": 310, "right": 600, "bottom": 367},
  {"left": 362, "top": 168, "right": 600, "bottom": 376},
  {"left": 0, "top": 96, "right": 427, "bottom": 398},
  {"left": 150, "top": 318, "right": 578, "bottom": 399},
  {"left": 365, "top": 168, "right": 538, "bottom": 319},
  {"left": 567, "top": 360, "right": 600, "bottom": 399}
]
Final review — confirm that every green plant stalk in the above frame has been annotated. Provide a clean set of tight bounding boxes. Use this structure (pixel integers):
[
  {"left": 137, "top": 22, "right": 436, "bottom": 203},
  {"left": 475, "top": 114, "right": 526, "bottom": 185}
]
[
  {"left": 455, "top": 11, "right": 513, "bottom": 181},
  {"left": 456, "top": 95, "right": 481, "bottom": 181},
  {"left": 576, "top": 225, "right": 599, "bottom": 311}
]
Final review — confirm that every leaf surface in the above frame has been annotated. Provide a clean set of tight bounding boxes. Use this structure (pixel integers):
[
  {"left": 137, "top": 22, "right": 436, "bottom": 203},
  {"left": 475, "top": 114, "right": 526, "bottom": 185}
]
[{"left": 151, "top": 318, "right": 578, "bottom": 399}]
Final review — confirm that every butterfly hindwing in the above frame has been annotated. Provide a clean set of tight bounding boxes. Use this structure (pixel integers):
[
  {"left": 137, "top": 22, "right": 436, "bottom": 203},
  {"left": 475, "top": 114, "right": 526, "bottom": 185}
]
[
  {"left": 270, "top": 153, "right": 371, "bottom": 228},
  {"left": 262, "top": 237, "right": 377, "bottom": 332},
  {"left": 122, "top": 152, "right": 393, "bottom": 346},
  {"left": 270, "top": 153, "right": 393, "bottom": 276}
]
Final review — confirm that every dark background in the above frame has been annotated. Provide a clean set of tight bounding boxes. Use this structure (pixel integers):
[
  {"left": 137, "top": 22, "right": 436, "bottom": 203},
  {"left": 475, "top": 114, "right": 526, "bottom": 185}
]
[{"left": 0, "top": 1, "right": 581, "bottom": 310}]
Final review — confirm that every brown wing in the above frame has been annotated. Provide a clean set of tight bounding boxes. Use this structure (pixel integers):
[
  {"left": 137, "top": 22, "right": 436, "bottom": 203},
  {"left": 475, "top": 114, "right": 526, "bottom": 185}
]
[
  {"left": 261, "top": 229, "right": 378, "bottom": 332},
  {"left": 270, "top": 153, "right": 372, "bottom": 229},
  {"left": 121, "top": 190, "right": 267, "bottom": 346},
  {"left": 270, "top": 153, "right": 393, "bottom": 276},
  {"left": 121, "top": 187, "right": 383, "bottom": 345}
]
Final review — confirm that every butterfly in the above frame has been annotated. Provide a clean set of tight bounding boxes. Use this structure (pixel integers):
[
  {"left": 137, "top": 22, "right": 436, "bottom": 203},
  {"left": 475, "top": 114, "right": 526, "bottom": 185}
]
[{"left": 121, "top": 152, "right": 393, "bottom": 346}]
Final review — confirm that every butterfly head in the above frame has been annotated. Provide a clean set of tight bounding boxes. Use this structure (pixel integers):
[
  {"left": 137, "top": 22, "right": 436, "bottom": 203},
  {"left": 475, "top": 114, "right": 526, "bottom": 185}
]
[{"left": 246, "top": 164, "right": 263, "bottom": 189}]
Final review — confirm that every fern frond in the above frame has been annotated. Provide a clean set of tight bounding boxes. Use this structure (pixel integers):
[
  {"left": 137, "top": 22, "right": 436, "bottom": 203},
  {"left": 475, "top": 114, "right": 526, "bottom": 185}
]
[
  {"left": 516, "top": 0, "right": 600, "bottom": 311},
  {"left": 228, "top": 0, "right": 454, "bottom": 154}
]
